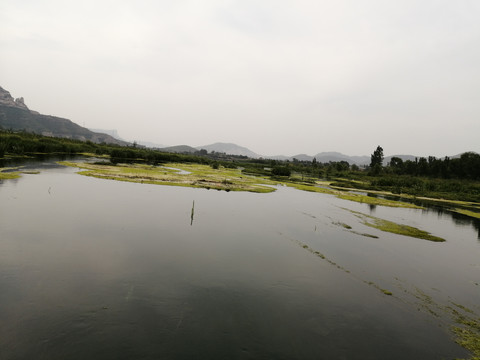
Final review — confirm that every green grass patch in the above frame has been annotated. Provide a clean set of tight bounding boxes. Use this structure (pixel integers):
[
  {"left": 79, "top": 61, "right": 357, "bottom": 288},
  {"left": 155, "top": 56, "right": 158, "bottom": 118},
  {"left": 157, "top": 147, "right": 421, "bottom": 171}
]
[
  {"left": 285, "top": 182, "right": 336, "bottom": 194},
  {"left": 452, "top": 208, "right": 480, "bottom": 220},
  {"left": 0, "top": 170, "right": 21, "bottom": 180},
  {"left": 60, "top": 161, "right": 277, "bottom": 193},
  {"left": 450, "top": 304, "right": 480, "bottom": 360},
  {"left": 286, "top": 181, "right": 424, "bottom": 209},
  {"left": 337, "top": 193, "right": 423, "bottom": 209},
  {"left": 348, "top": 209, "right": 445, "bottom": 242}
]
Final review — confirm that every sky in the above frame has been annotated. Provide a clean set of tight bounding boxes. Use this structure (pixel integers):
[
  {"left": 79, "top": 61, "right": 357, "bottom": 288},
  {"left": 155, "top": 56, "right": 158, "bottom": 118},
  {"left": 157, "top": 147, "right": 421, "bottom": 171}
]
[{"left": 1, "top": 0, "right": 479, "bottom": 157}]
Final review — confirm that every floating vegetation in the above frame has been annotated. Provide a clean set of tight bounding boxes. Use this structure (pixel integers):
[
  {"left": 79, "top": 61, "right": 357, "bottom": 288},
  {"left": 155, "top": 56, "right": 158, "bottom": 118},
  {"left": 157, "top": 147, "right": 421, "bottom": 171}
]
[
  {"left": 295, "top": 234, "right": 478, "bottom": 357},
  {"left": 350, "top": 231, "right": 379, "bottom": 239},
  {"left": 337, "top": 193, "right": 423, "bottom": 209},
  {"left": 59, "top": 161, "right": 277, "bottom": 193},
  {"left": 286, "top": 181, "right": 424, "bottom": 209},
  {"left": 0, "top": 167, "right": 21, "bottom": 180},
  {"left": 452, "top": 208, "right": 480, "bottom": 220},
  {"left": 332, "top": 221, "right": 352, "bottom": 229},
  {"left": 363, "top": 281, "right": 393, "bottom": 296},
  {"left": 285, "top": 182, "right": 336, "bottom": 195},
  {"left": 452, "top": 316, "right": 480, "bottom": 360},
  {"left": 346, "top": 209, "right": 446, "bottom": 242}
]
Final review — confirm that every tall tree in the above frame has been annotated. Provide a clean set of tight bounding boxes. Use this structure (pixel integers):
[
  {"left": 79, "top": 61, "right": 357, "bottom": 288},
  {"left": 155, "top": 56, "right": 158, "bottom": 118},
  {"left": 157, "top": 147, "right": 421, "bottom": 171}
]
[
  {"left": 370, "top": 146, "right": 384, "bottom": 175},
  {"left": 370, "top": 146, "right": 384, "bottom": 168}
]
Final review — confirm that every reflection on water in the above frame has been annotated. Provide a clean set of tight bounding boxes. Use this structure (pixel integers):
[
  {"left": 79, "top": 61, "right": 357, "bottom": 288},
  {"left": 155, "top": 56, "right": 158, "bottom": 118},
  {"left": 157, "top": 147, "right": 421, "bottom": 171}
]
[
  {"left": 369, "top": 192, "right": 480, "bottom": 240},
  {"left": 0, "top": 162, "right": 478, "bottom": 359}
]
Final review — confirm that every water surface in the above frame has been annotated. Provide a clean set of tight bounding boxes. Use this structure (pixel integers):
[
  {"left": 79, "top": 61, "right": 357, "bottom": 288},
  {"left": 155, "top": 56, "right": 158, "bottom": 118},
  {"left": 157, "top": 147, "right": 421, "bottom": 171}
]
[{"left": 0, "top": 162, "right": 478, "bottom": 359}]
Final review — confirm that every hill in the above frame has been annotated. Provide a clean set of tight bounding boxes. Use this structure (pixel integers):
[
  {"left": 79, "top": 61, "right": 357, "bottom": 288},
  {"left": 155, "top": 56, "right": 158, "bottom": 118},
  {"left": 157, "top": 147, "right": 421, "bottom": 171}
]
[
  {"left": 0, "top": 86, "right": 128, "bottom": 145},
  {"left": 196, "top": 142, "right": 261, "bottom": 158},
  {"left": 160, "top": 145, "right": 198, "bottom": 153}
]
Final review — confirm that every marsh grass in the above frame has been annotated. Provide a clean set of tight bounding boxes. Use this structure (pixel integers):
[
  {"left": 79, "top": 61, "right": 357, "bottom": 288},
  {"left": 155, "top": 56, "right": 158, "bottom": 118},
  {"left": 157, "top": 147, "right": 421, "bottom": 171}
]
[
  {"left": 337, "top": 193, "right": 423, "bottom": 209},
  {"left": 59, "top": 161, "right": 277, "bottom": 193},
  {"left": 0, "top": 170, "right": 21, "bottom": 179},
  {"left": 347, "top": 209, "right": 445, "bottom": 242},
  {"left": 286, "top": 181, "right": 424, "bottom": 209},
  {"left": 452, "top": 208, "right": 480, "bottom": 220}
]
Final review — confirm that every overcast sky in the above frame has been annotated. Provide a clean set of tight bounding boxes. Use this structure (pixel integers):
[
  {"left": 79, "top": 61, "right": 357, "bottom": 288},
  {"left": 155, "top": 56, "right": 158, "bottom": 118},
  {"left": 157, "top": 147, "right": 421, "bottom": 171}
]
[{"left": 1, "top": 1, "right": 479, "bottom": 157}]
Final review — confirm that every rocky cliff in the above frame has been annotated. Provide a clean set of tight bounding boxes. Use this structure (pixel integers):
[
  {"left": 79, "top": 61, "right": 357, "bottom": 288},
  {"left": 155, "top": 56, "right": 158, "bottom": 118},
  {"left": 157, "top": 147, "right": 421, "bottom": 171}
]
[{"left": 0, "top": 86, "right": 128, "bottom": 145}]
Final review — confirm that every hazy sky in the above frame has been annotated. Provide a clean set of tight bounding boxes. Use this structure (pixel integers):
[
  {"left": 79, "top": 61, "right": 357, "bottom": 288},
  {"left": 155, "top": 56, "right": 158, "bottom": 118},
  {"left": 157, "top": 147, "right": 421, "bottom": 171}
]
[{"left": 1, "top": 1, "right": 479, "bottom": 157}]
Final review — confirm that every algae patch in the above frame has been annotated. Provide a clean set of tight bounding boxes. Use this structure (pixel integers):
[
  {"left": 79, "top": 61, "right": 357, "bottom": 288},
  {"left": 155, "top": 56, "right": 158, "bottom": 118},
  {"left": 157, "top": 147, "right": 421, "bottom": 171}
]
[
  {"left": 338, "top": 193, "right": 423, "bottom": 209},
  {"left": 452, "top": 208, "right": 480, "bottom": 220},
  {"left": 347, "top": 209, "right": 445, "bottom": 242},
  {"left": 0, "top": 169, "right": 21, "bottom": 180},
  {"left": 59, "top": 161, "right": 277, "bottom": 193},
  {"left": 332, "top": 221, "right": 352, "bottom": 229}
]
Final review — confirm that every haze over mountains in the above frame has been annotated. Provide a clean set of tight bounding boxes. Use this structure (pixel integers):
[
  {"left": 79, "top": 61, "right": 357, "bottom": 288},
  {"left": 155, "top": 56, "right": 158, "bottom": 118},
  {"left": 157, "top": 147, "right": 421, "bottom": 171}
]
[
  {"left": 0, "top": 85, "right": 470, "bottom": 165},
  {"left": 0, "top": 86, "right": 127, "bottom": 145}
]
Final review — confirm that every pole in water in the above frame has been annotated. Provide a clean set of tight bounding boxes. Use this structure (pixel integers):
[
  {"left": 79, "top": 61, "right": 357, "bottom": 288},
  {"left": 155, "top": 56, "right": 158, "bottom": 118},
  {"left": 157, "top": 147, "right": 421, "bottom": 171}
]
[{"left": 190, "top": 200, "right": 195, "bottom": 226}]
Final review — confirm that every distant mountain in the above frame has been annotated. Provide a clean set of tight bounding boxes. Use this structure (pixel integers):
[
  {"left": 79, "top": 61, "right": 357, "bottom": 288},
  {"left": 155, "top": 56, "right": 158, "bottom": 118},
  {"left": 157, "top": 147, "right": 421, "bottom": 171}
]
[
  {"left": 384, "top": 155, "right": 417, "bottom": 164},
  {"left": 0, "top": 86, "right": 128, "bottom": 145},
  {"left": 264, "top": 151, "right": 370, "bottom": 165},
  {"left": 196, "top": 142, "right": 261, "bottom": 158},
  {"left": 89, "top": 129, "right": 167, "bottom": 149},
  {"left": 137, "top": 140, "right": 166, "bottom": 149},
  {"left": 89, "top": 128, "right": 125, "bottom": 141},
  {"left": 313, "top": 152, "right": 370, "bottom": 165},
  {"left": 291, "top": 154, "right": 314, "bottom": 162},
  {"left": 160, "top": 145, "right": 197, "bottom": 153}
]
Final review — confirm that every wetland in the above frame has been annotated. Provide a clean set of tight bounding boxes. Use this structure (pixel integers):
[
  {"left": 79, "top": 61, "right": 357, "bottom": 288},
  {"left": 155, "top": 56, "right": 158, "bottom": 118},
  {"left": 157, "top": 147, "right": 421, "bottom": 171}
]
[{"left": 1, "top": 158, "right": 479, "bottom": 359}]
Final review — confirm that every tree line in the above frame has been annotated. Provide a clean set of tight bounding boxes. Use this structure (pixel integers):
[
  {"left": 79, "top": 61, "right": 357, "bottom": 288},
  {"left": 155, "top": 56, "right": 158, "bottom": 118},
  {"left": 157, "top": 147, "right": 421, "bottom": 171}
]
[
  {"left": 1, "top": 130, "right": 479, "bottom": 181},
  {"left": 369, "top": 145, "right": 480, "bottom": 180}
]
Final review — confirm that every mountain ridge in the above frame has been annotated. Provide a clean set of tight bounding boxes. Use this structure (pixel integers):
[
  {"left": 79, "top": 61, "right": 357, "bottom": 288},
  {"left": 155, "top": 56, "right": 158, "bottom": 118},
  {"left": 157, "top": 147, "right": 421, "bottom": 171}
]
[
  {"left": 2, "top": 86, "right": 476, "bottom": 162},
  {"left": 0, "top": 86, "right": 128, "bottom": 146}
]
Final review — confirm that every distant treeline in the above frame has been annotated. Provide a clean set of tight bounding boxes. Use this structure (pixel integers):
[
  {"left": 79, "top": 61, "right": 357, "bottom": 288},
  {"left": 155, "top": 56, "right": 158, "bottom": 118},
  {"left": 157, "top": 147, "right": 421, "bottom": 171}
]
[
  {"left": 1, "top": 130, "right": 479, "bottom": 182},
  {"left": 0, "top": 130, "right": 209, "bottom": 164},
  {"left": 384, "top": 154, "right": 480, "bottom": 180}
]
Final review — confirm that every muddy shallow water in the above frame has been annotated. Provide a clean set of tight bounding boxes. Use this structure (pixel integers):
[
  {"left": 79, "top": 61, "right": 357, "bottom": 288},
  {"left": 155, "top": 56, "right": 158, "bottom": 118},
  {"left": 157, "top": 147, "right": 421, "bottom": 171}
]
[{"left": 0, "top": 161, "right": 478, "bottom": 359}]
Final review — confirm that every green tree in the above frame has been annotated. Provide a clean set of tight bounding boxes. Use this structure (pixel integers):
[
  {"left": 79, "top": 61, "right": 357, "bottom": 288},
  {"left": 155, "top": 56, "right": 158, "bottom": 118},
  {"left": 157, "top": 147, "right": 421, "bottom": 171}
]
[
  {"left": 370, "top": 146, "right": 384, "bottom": 168},
  {"left": 370, "top": 146, "right": 384, "bottom": 175},
  {"left": 389, "top": 156, "right": 404, "bottom": 174}
]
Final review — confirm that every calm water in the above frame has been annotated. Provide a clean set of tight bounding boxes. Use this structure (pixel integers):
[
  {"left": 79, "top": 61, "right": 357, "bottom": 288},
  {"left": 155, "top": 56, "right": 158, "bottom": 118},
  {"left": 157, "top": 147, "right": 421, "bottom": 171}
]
[{"left": 0, "top": 161, "right": 479, "bottom": 359}]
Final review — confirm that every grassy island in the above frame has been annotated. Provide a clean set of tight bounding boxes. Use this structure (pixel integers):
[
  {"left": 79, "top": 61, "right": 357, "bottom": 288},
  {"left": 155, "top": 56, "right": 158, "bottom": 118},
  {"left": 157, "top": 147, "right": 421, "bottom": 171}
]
[{"left": 59, "top": 161, "right": 277, "bottom": 193}]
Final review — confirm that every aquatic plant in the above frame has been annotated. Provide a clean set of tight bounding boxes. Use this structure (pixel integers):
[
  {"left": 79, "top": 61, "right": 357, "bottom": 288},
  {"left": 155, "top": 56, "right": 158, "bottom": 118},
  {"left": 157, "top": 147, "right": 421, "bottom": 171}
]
[
  {"left": 59, "top": 161, "right": 277, "bottom": 193},
  {"left": 0, "top": 170, "right": 21, "bottom": 179},
  {"left": 347, "top": 209, "right": 446, "bottom": 242}
]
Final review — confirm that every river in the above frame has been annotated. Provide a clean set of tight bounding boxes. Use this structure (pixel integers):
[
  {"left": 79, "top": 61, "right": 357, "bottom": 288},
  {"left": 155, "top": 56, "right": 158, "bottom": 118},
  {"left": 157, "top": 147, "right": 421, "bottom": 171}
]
[{"left": 0, "top": 160, "right": 478, "bottom": 359}]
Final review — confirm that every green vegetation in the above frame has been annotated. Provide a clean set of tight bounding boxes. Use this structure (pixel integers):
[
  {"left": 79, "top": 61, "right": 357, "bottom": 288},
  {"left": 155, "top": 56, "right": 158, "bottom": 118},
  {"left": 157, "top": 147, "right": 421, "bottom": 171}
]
[
  {"left": 348, "top": 209, "right": 446, "bottom": 242},
  {"left": 333, "top": 221, "right": 352, "bottom": 229},
  {"left": 452, "top": 208, "right": 480, "bottom": 220},
  {"left": 0, "top": 170, "right": 20, "bottom": 179},
  {"left": 369, "top": 145, "right": 384, "bottom": 175},
  {"left": 2, "top": 131, "right": 480, "bottom": 215},
  {"left": 336, "top": 192, "right": 423, "bottom": 209},
  {"left": 60, "top": 161, "right": 277, "bottom": 193}
]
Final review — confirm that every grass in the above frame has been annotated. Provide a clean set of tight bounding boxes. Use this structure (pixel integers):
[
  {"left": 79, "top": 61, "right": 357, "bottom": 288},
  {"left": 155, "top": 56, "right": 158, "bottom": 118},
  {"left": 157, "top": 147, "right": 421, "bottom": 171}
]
[
  {"left": 452, "top": 208, "right": 480, "bottom": 220},
  {"left": 452, "top": 318, "right": 480, "bottom": 360},
  {"left": 57, "top": 160, "right": 480, "bottom": 218},
  {"left": 347, "top": 209, "right": 446, "bottom": 242},
  {"left": 59, "top": 161, "right": 277, "bottom": 193},
  {"left": 285, "top": 182, "right": 336, "bottom": 195},
  {"left": 337, "top": 193, "right": 423, "bottom": 209},
  {"left": 0, "top": 169, "right": 21, "bottom": 180},
  {"left": 286, "top": 180, "right": 425, "bottom": 209}
]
